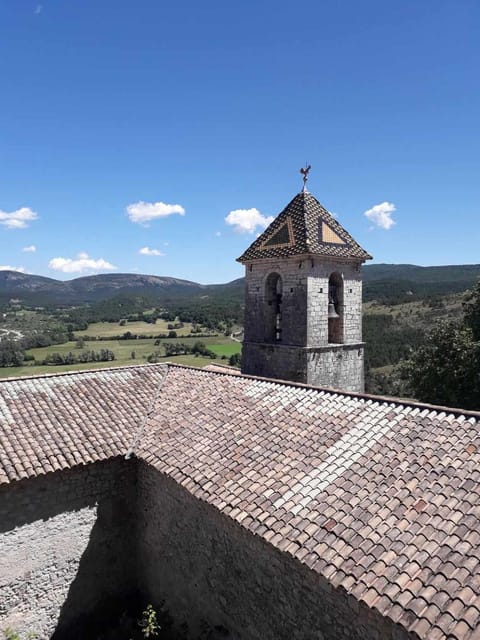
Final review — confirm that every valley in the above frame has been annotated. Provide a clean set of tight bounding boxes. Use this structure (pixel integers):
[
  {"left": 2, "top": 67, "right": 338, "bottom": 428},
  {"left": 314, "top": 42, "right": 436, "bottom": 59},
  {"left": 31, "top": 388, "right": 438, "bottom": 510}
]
[{"left": 0, "top": 263, "right": 477, "bottom": 392}]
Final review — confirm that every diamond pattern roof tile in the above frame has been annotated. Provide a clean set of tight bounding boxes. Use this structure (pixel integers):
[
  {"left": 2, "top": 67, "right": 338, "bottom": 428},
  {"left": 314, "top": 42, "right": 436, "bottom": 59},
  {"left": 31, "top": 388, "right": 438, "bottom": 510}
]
[{"left": 237, "top": 190, "right": 372, "bottom": 262}]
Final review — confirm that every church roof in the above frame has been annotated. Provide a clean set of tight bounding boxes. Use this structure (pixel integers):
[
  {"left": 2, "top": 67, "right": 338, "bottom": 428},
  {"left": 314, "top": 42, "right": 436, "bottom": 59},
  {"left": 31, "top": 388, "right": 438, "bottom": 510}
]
[
  {"left": 1, "top": 363, "right": 480, "bottom": 640},
  {"left": 237, "top": 190, "right": 372, "bottom": 263},
  {"left": 0, "top": 365, "right": 165, "bottom": 483}
]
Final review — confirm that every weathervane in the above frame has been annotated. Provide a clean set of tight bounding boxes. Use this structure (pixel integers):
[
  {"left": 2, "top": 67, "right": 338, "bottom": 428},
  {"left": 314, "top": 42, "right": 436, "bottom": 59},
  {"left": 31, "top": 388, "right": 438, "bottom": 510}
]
[{"left": 300, "top": 163, "right": 311, "bottom": 192}]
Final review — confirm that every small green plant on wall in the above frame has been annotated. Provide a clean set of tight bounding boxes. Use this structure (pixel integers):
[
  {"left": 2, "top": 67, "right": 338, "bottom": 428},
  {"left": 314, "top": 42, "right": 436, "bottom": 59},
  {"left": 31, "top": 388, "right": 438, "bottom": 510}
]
[
  {"left": 3, "top": 630, "right": 38, "bottom": 640},
  {"left": 139, "top": 604, "right": 161, "bottom": 638}
]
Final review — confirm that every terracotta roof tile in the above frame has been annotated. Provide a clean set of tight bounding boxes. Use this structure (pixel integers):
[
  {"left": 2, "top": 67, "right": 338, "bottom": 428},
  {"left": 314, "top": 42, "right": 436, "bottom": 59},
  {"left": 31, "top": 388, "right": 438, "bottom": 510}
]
[
  {"left": 1, "top": 363, "right": 480, "bottom": 640},
  {"left": 136, "top": 365, "right": 480, "bottom": 640},
  {"left": 0, "top": 364, "right": 167, "bottom": 483}
]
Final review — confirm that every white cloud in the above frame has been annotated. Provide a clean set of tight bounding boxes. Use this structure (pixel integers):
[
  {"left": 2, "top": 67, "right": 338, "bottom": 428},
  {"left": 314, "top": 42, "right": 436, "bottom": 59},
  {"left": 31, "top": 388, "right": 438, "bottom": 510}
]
[
  {"left": 48, "top": 252, "right": 117, "bottom": 274},
  {"left": 22, "top": 245, "right": 36, "bottom": 253},
  {"left": 0, "top": 265, "right": 26, "bottom": 273},
  {"left": 34, "top": 4, "right": 43, "bottom": 14},
  {"left": 0, "top": 207, "right": 38, "bottom": 229},
  {"left": 139, "top": 246, "right": 164, "bottom": 256},
  {"left": 364, "top": 202, "right": 396, "bottom": 230},
  {"left": 126, "top": 201, "right": 185, "bottom": 225},
  {"left": 225, "top": 208, "right": 274, "bottom": 234}
]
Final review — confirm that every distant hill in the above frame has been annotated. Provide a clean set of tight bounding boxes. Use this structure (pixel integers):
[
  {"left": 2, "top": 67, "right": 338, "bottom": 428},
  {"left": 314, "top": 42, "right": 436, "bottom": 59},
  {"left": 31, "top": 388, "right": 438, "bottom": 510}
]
[
  {"left": 0, "top": 271, "right": 207, "bottom": 305},
  {"left": 0, "top": 264, "right": 479, "bottom": 307},
  {"left": 362, "top": 263, "right": 480, "bottom": 302}
]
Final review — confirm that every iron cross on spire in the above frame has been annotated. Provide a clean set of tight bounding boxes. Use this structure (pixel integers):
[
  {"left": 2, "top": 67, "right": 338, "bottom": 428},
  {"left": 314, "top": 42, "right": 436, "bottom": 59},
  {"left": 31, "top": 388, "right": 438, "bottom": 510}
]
[{"left": 300, "top": 163, "right": 311, "bottom": 192}]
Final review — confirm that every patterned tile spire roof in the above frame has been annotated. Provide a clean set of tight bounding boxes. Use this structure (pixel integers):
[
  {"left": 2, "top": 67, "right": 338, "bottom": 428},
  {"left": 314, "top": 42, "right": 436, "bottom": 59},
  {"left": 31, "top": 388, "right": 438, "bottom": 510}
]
[{"left": 237, "top": 190, "right": 372, "bottom": 263}]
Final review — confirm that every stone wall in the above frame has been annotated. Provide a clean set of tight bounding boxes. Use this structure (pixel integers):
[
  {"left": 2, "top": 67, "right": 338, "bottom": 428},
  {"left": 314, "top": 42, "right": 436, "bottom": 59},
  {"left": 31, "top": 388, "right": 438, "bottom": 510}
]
[
  {"left": 0, "top": 457, "right": 417, "bottom": 639},
  {"left": 307, "top": 343, "right": 365, "bottom": 393},
  {"left": 243, "top": 258, "right": 308, "bottom": 346},
  {"left": 242, "top": 257, "right": 365, "bottom": 391},
  {"left": 242, "top": 342, "right": 306, "bottom": 382},
  {"left": 137, "top": 462, "right": 416, "bottom": 640},
  {"left": 0, "top": 458, "right": 137, "bottom": 640},
  {"left": 242, "top": 342, "right": 364, "bottom": 392},
  {"left": 306, "top": 260, "right": 363, "bottom": 346}
]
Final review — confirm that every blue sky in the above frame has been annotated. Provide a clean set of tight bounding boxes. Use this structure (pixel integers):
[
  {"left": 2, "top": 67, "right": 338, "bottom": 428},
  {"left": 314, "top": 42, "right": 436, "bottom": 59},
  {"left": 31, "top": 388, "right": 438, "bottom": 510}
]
[{"left": 1, "top": 1, "right": 479, "bottom": 283}]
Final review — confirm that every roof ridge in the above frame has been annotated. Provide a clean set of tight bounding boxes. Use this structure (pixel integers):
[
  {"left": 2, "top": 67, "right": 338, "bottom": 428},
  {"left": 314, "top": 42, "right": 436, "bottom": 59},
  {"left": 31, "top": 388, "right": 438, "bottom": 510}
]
[
  {"left": 0, "top": 362, "right": 168, "bottom": 385},
  {"left": 165, "top": 363, "right": 480, "bottom": 419},
  {"left": 1, "top": 360, "right": 478, "bottom": 419},
  {"left": 300, "top": 190, "right": 313, "bottom": 250},
  {"left": 125, "top": 363, "right": 169, "bottom": 460}
]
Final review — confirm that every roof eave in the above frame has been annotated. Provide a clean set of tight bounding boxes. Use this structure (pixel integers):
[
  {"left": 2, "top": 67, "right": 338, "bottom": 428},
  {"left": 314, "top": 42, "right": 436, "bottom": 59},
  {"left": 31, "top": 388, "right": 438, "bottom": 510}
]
[{"left": 237, "top": 251, "right": 373, "bottom": 265}]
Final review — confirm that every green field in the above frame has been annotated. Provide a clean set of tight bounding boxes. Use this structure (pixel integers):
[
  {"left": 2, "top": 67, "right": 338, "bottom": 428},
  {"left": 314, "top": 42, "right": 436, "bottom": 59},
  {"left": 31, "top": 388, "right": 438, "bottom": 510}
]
[
  {"left": 208, "top": 342, "right": 242, "bottom": 356},
  {"left": 0, "top": 336, "right": 241, "bottom": 379},
  {"left": 75, "top": 319, "right": 198, "bottom": 338}
]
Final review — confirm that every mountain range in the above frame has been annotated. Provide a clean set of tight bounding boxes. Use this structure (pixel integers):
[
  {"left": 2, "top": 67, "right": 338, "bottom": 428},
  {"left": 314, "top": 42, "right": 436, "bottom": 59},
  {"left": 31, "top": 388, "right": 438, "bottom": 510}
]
[{"left": 1, "top": 263, "right": 479, "bottom": 306}]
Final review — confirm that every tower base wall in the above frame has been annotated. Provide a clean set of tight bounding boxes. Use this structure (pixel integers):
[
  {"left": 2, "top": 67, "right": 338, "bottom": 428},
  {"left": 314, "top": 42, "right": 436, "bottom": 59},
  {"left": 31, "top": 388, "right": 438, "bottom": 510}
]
[
  {"left": 242, "top": 342, "right": 306, "bottom": 384},
  {"left": 242, "top": 342, "right": 364, "bottom": 393},
  {"left": 306, "top": 343, "right": 364, "bottom": 393}
]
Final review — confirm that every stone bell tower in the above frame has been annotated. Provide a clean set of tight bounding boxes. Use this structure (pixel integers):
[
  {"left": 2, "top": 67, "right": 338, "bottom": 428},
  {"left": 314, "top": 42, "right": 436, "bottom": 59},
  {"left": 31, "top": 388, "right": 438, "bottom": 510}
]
[{"left": 238, "top": 168, "right": 372, "bottom": 393}]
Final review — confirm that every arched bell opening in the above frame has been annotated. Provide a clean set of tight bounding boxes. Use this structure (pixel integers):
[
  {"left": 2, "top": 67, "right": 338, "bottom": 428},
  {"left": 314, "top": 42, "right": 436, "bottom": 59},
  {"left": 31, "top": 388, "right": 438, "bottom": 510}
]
[
  {"left": 328, "top": 272, "right": 344, "bottom": 344},
  {"left": 265, "top": 273, "right": 283, "bottom": 342}
]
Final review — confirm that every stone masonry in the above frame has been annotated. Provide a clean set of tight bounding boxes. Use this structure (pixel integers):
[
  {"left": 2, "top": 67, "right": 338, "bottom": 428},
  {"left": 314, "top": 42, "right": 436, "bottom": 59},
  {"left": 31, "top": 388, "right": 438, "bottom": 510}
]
[
  {"left": 137, "top": 461, "right": 416, "bottom": 640},
  {"left": 238, "top": 188, "right": 370, "bottom": 393},
  {"left": 2, "top": 364, "right": 480, "bottom": 639},
  {"left": 0, "top": 456, "right": 416, "bottom": 640},
  {"left": 241, "top": 256, "right": 365, "bottom": 392},
  {"left": 0, "top": 458, "right": 137, "bottom": 639}
]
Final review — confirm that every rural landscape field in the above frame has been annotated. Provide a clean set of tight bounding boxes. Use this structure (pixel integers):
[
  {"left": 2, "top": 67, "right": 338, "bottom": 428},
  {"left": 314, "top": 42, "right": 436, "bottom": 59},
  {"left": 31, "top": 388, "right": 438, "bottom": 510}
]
[
  {"left": 0, "top": 263, "right": 478, "bottom": 398},
  {"left": 0, "top": 316, "right": 242, "bottom": 378}
]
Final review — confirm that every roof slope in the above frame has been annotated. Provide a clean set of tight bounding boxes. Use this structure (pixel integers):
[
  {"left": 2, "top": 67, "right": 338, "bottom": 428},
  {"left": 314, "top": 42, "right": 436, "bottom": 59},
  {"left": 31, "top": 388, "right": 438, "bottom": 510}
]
[
  {"left": 0, "top": 365, "right": 166, "bottom": 483},
  {"left": 140, "top": 366, "right": 480, "bottom": 640},
  {"left": 237, "top": 191, "right": 372, "bottom": 262},
  {"left": 1, "top": 363, "right": 480, "bottom": 640}
]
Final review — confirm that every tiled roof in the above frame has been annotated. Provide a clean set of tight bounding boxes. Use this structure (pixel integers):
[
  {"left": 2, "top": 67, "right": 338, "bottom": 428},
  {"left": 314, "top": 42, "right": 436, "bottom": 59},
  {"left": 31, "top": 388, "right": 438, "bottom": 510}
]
[
  {"left": 202, "top": 363, "right": 242, "bottom": 375},
  {"left": 0, "top": 364, "right": 166, "bottom": 484},
  {"left": 1, "top": 363, "right": 480, "bottom": 640},
  {"left": 237, "top": 191, "right": 372, "bottom": 262},
  {"left": 140, "top": 366, "right": 480, "bottom": 640}
]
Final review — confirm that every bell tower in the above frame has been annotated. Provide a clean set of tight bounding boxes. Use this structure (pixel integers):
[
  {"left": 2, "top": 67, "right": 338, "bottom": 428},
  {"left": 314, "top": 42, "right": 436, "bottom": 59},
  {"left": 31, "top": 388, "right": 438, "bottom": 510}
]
[{"left": 238, "top": 169, "right": 372, "bottom": 393}]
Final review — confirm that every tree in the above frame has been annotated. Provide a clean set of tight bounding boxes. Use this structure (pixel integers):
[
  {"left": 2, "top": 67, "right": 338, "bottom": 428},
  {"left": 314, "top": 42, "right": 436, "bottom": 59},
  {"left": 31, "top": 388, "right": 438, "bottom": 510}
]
[
  {"left": 464, "top": 280, "right": 480, "bottom": 341},
  {"left": 0, "top": 340, "right": 25, "bottom": 367},
  {"left": 192, "top": 341, "right": 206, "bottom": 355},
  {"left": 229, "top": 352, "right": 241, "bottom": 367},
  {"left": 401, "top": 282, "right": 480, "bottom": 410}
]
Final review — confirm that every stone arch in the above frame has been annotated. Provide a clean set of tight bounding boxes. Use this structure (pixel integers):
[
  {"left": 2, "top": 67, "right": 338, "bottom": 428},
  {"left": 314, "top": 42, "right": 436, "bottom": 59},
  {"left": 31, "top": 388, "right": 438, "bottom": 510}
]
[
  {"left": 265, "top": 272, "right": 283, "bottom": 342},
  {"left": 328, "top": 272, "right": 344, "bottom": 344}
]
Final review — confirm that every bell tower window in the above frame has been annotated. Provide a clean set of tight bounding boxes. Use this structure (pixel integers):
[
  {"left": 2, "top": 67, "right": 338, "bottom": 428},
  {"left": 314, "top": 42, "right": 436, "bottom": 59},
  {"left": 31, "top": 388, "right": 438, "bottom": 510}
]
[
  {"left": 328, "top": 272, "right": 344, "bottom": 344},
  {"left": 265, "top": 273, "right": 283, "bottom": 342}
]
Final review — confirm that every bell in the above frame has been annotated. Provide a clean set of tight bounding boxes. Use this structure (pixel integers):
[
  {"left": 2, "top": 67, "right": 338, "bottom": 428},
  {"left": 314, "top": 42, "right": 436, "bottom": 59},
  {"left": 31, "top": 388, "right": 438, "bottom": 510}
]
[{"left": 328, "top": 302, "right": 339, "bottom": 319}]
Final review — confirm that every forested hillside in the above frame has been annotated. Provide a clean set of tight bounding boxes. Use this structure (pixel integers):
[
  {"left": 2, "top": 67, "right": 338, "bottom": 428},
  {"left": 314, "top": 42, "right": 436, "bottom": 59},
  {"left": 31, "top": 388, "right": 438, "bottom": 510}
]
[
  {"left": 0, "top": 264, "right": 478, "bottom": 397},
  {"left": 362, "top": 293, "right": 465, "bottom": 396},
  {"left": 1, "top": 264, "right": 479, "bottom": 307},
  {"left": 363, "top": 263, "right": 480, "bottom": 303}
]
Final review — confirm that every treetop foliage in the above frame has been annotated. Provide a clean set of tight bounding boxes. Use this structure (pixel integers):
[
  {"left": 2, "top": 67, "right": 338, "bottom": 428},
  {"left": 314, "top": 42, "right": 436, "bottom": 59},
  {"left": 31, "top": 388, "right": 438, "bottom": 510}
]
[
  {"left": 401, "top": 281, "right": 480, "bottom": 410},
  {"left": 463, "top": 280, "right": 480, "bottom": 341}
]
